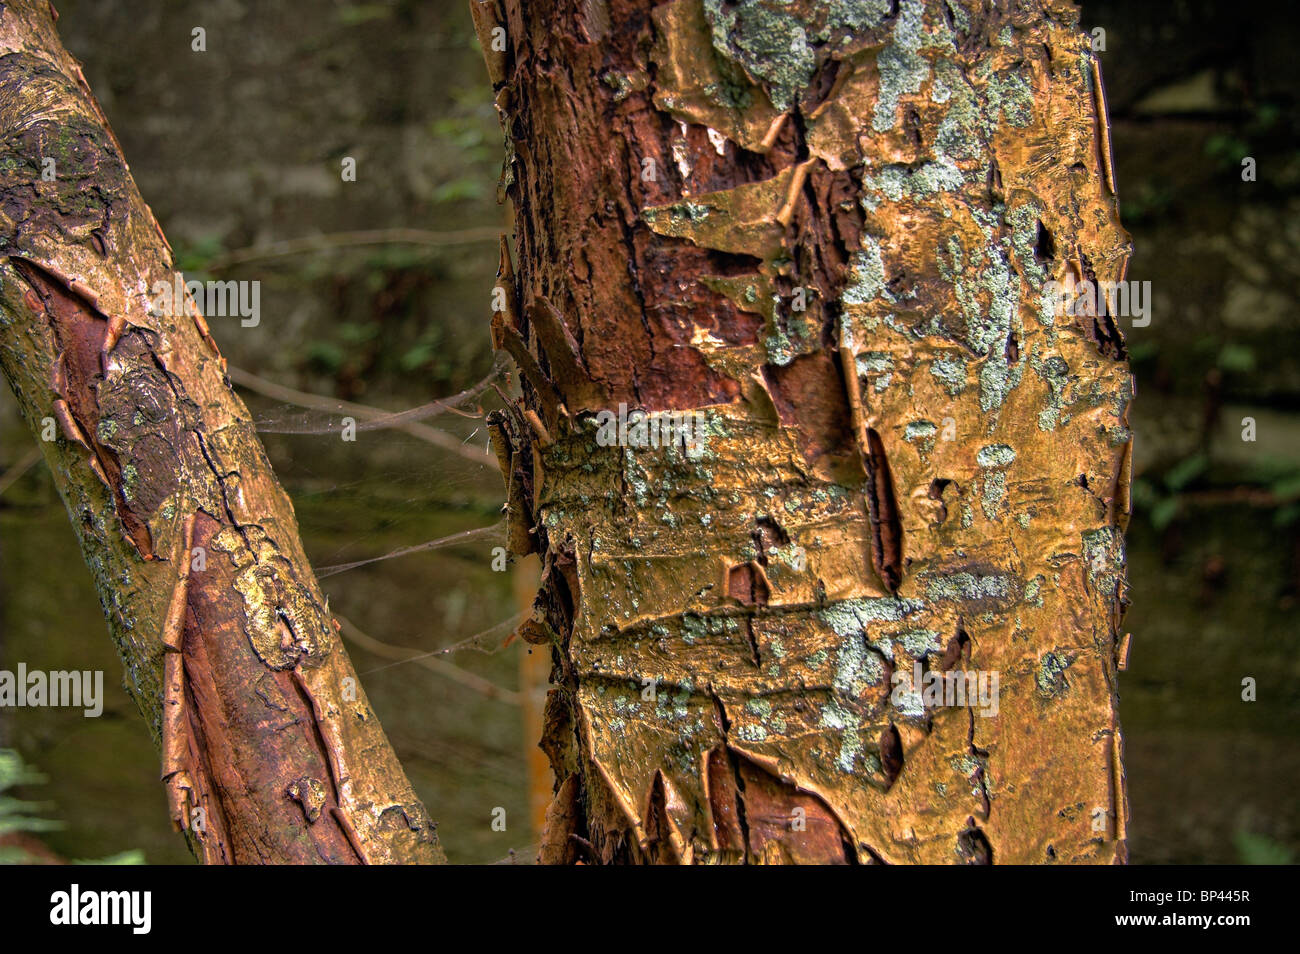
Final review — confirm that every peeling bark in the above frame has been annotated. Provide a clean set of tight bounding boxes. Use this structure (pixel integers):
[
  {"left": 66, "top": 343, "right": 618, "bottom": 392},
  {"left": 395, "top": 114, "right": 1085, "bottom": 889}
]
[
  {"left": 0, "top": 0, "right": 442, "bottom": 864},
  {"left": 481, "top": 0, "right": 1132, "bottom": 863}
]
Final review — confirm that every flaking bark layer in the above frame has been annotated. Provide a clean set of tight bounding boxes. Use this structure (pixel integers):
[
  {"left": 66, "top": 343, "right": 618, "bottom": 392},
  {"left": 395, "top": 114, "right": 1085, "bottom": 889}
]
[{"left": 482, "top": 0, "right": 1132, "bottom": 864}]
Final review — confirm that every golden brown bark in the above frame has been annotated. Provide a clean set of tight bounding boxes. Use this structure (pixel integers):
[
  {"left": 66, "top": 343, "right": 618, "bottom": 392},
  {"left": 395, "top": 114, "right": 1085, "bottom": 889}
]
[
  {"left": 0, "top": 0, "right": 442, "bottom": 863},
  {"left": 481, "top": 0, "right": 1132, "bottom": 863}
]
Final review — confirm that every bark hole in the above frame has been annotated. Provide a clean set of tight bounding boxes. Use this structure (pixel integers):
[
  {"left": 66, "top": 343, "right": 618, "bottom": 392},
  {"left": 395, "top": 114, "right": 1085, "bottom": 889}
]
[
  {"left": 865, "top": 428, "right": 904, "bottom": 592},
  {"left": 880, "top": 723, "right": 904, "bottom": 790},
  {"left": 938, "top": 618, "right": 971, "bottom": 671},
  {"left": 1033, "top": 220, "right": 1055, "bottom": 263},
  {"left": 727, "top": 561, "right": 769, "bottom": 607},
  {"left": 957, "top": 819, "right": 994, "bottom": 864}
]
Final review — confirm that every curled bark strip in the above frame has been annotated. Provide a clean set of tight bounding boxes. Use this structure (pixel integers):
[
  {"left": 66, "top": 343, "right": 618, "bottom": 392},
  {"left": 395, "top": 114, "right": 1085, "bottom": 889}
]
[
  {"left": 523, "top": 407, "right": 554, "bottom": 447},
  {"left": 499, "top": 330, "right": 563, "bottom": 427},
  {"left": 1090, "top": 56, "right": 1117, "bottom": 196},
  {"left": 704, "top": 744, "right": 857, "bottom": 864},
  {"left": 101, "top": 312, "right": 127, "bottom": 366},
  {"left": 470, "top": 0, "right": 509, "bottom": 86},
  {"left": 489, "top": 234, "right": 520, "bottom": 352},
  {"left": 330, "top": 807, "right": 368, "bottom": 864},
  {"left": 1110, "top": 437, "right": 1133, "bottom": 531},
  {"left": 730, "top": 752, "right": 857, "bottom": 865},
  {"left": 775, "top": 158, "right": 815, "bottom": 227},
  {"left": 160, "top": 649, "right": 190, "bottom": 826},
  {"left": 13, "top": 256, "right": 156, "bottom": 557},
  {"left": 488, "top": 412, "right": 537, "bottom": 556},
  {"left": 161, "top": 512, "right": 198, "bottom": 651},
  {"left": 525, "top": 296, "right": 607, "bottom": 412},
  {"left": 703, "top": 745, "right": 746, "bottom": 857},
  {"left": 643, "top": 770, "right": 690, "bottom": 864},
  {"left": 538, "top": 773, "right": 583, "bottom": 865},
  {"left": 762, "top": 351, "right": 861, "bottom": 483},
  {"left": 160, "top": 512, "right": 229, "bottom": 862}
]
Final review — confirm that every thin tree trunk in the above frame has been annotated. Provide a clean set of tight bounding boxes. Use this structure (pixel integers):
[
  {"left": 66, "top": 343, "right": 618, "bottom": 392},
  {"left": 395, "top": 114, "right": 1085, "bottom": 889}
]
[
  {"left": 0, "top": 0, "right": 442, "bottom": 864},
  {"left": 481, "top": 0, "right": 1132, "bottom": 863}
]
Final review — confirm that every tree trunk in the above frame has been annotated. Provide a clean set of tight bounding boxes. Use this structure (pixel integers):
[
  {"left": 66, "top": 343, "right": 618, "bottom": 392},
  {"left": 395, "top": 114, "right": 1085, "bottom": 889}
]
[
  {"left": 481, "top": 0, "right": 1132, "bottom": 863},
  {"left": 0, "top": 0, "right": 442, "bottom": 864}
]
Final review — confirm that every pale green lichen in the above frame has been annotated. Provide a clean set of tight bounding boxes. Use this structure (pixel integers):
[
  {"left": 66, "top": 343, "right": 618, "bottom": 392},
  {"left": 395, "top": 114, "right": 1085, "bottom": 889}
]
[
  {"left": 898, "top": 627, "right": 943, "bottom": 656},
  {"left": 1033, "top": 353, "right": 1070, "bottom": 430},
  {"left": 925, "top": 571, "right": 1013, "bottom": 604},
  {"left": 820, "top": 595, "right": 924, "bottom": 635},
  {"left": 701, "top": 0, "right": 892, "bottom": 113},
  {"left": 904, "top": 420, "right": 937, "bottom": 443},
  {"left": 976, "top": 443, "right": 1016, "bottom": 468},
  {"left": 986, "top": 67, "right": 1035, "bottom": 127},
  {"left": 862, "top": 160, "right": 964, "bottom": 205},
  {"left": 832, "top": 634, "right": 886, "bottom": 697},
  {"left": 872, "top": 0, "right": 930, "bottom": 131},
  {"left": 842, "top": 238, "right": 891, "bottom": 305},
  {"left": 1036, "top": 651, "right": 1071, "bottom": 697},
  {"left": 981, "top": 470, "right": 1007, "bottom": 519},
  {"left": 856, "top": 351, "right": 893, "bottom": 375},
  {"left": 929, "top": 354, "right": 968, "bottom": 395}
]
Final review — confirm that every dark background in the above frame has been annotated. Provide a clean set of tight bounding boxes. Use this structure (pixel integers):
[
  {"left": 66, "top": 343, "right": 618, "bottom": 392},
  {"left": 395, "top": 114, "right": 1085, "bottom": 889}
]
[{"left": 0, "top": 0, "right": 1296, "bottom": 864}]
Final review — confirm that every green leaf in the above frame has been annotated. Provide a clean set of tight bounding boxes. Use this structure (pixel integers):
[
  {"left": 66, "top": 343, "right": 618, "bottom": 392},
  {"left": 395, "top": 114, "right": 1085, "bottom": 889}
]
[
  {"left": 336, "top": 4, "right": 392, "bottom": 26},
  {"left": 1234, "top": 829, "right": 1295, "bottom": 865},
  {"left": 400, "top": 342, "right": 436, "bottom": 372},
  {"left": 1164, "top": 454, "right": 1208, "bottom": 492},
  {"left": 1217, "top": 343, "right": 1256, "bottom": 373},
  {"left": 72, "top": 850, "right": 146, "bottom": 865},
  {"left": 1128, "top": 341, "right": 1159, "bottom": 363},
  {"left": 0, "top": 750, "right": 142, "bottom": 864},
  {"left": 0, "top": 750, "right": 46, "bottom": 791},
  {"left": 306, "top": 342, "right": 345, "bottom": 373},
  {"left": 173, "top": 234, "right": 227, "bottom": 273},
  {"left": 1270, "top": 472, "right": 1300, "bottom": 499},
  {"left": 1150, "top": 497, "right": 1179, "bottom": 530},
  {"left": 431, "top": 178, "right": 487, "bottom": 204},
  {"left": 338, "top": 322, "right": 379, "bottom": 346}
]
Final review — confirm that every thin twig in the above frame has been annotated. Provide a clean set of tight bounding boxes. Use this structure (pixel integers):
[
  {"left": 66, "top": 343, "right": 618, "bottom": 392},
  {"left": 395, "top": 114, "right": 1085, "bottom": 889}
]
[
  {"left": 359, "top": 614, "right": 521, "bottom": 676},
  {"left": 202, "top": 227, "right": 503, "bottom": 272},
  {"left": 226, "top": 364, "right": 497, "bottom": 467},
  {"left": 335, "top": 612, "right": 521, "bottom": 705},
  {"left": 0, "top": 446, "right": 42, "bottom": 498},
  {"left": 1171, "top": 487, "right": 1300, "bottom": 508},
  {"left": 315, "top": 521, "right": 505, "bottom": 578}
]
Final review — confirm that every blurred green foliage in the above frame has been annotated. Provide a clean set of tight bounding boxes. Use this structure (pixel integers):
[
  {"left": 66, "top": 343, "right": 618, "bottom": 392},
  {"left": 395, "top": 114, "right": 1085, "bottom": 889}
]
[{"left": 0, "top": 750, "right": 143, "bottom": 865}]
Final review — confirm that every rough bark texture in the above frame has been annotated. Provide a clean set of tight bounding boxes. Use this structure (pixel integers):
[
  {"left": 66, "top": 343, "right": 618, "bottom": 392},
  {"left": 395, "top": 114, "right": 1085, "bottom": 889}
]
[
  {"left": 0, "top": 0, "right": 442, "bottom": 863},
  {"left": 482, "top": 0, "right": 1132, "bottom": 863}
]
